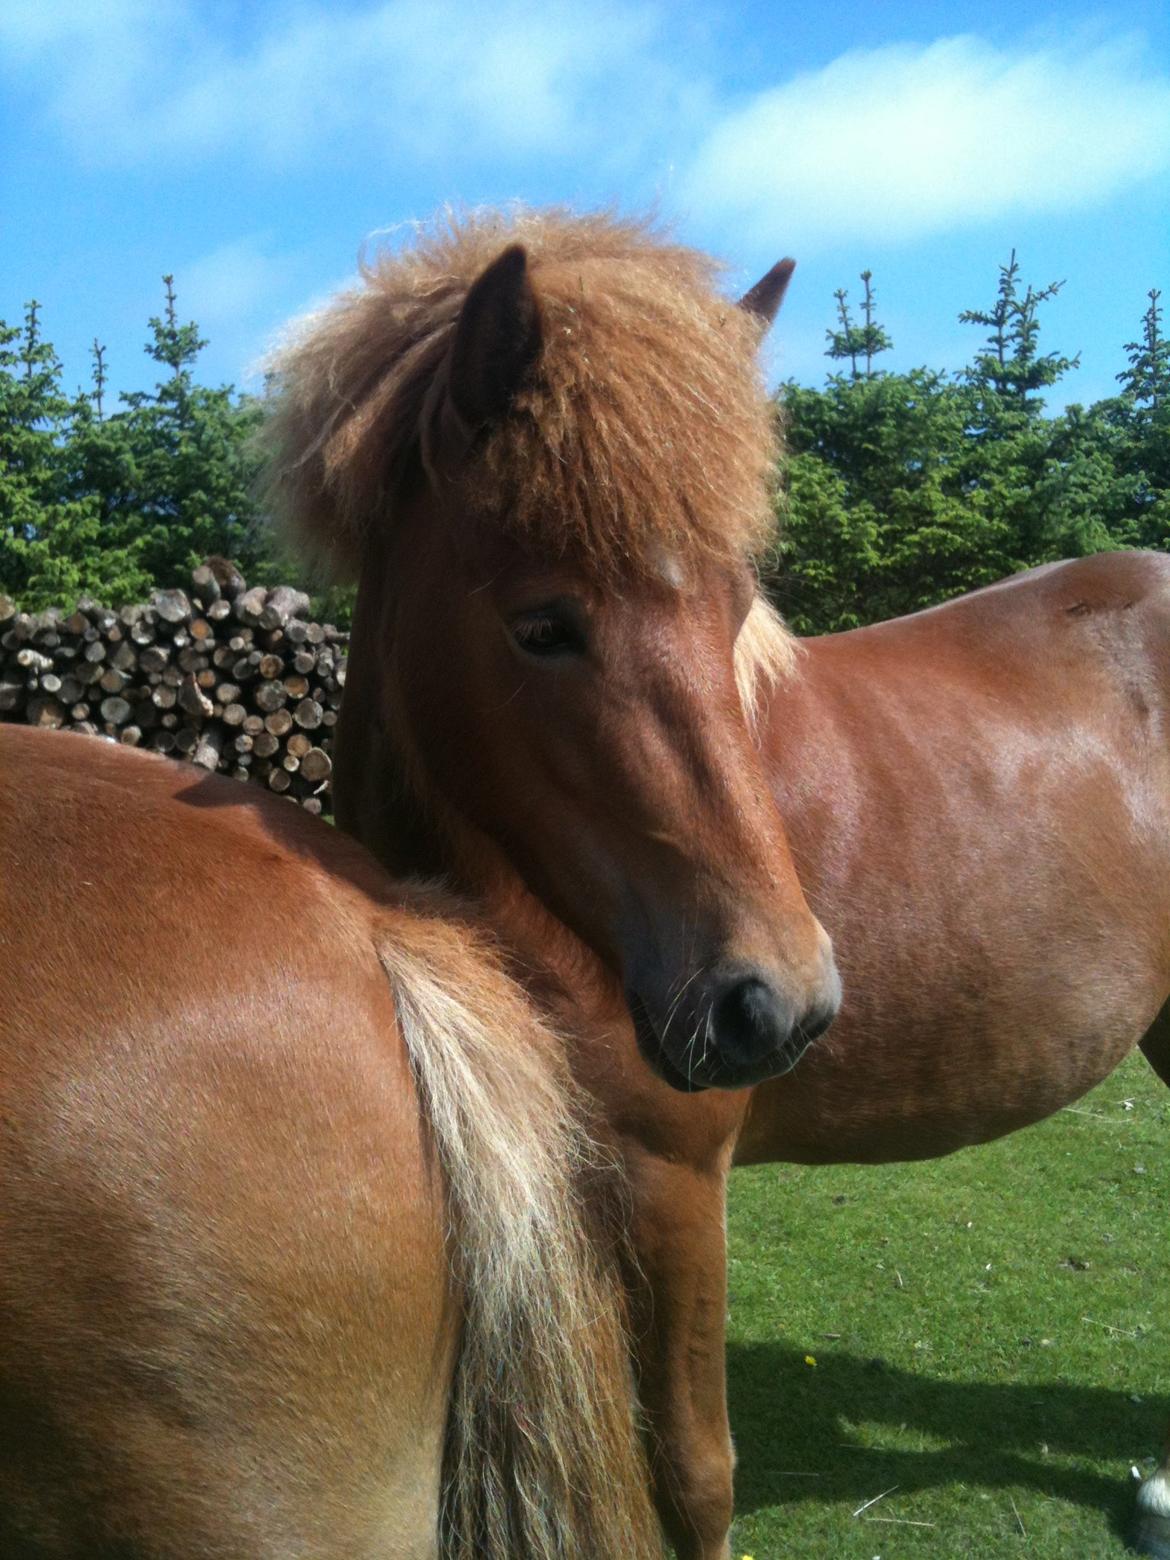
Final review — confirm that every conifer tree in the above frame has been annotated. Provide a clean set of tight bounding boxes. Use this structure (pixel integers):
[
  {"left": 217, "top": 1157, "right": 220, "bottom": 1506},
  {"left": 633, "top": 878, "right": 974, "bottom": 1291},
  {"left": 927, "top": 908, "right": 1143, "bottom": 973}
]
[
  {"left": 0, "top": 282, "right": 272, "bottom": 607},
  {"left": 117, "top": 275, "right": 266, "bottom": 586},
  {"left": 770, "top": 254, "right": 1150, "bottom": 632},
  {"left": 951, "top": 252, "right": 1093, "bottom": 566},
  {"left": 959, "top": 250, "right": 1079, "bottom": 419},
  {"left": 826, "top": 288, "right": 861, "bottom": 379},
  {"left": 1103, "top": 288, "right": 1170, "bottom": 547},
  {"left": 825, "top": 271, "right": 892, "bottom": 381},
  {"left": 858, "top": 271, "right": 893, "bottom": 379},
  {"left": 91, "top": 340, "right": 107, "bottom": 422},
  {"left": 1118, "top": 290, "right": 1170, "bottom": 411},
  {"left": 0, "top": 304, "right": 107, "bottom": 603}
]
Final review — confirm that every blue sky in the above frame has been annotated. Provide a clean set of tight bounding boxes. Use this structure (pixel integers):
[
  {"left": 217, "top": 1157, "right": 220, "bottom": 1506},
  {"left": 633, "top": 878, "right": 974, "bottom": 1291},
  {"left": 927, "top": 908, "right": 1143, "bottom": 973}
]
[{"left": 2, "top": 0, "right": 1168, "bottom": 410}]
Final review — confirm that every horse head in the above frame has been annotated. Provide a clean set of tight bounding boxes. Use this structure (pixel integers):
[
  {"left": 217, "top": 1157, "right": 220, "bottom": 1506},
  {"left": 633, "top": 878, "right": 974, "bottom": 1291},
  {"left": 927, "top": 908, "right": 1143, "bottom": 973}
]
[{"left": 268, "top": 212, "right": 839, "bottom": 1090}]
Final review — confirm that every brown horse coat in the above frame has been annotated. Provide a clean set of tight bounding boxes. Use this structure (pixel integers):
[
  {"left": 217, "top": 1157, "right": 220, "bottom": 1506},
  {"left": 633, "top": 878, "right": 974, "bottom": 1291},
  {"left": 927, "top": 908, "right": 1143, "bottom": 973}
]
[
  {"left": 262, "top": 206, "right": 1170, "bottom": 1559},
  {"left": 1, "top": 730, "right": 450, "bottom": 1555},
  {"left": 0, "top": 726, "right": 660, "bottom": 1559},
  {"left": 741, "top": 550, "right": 1170, "bottom": 1162}
]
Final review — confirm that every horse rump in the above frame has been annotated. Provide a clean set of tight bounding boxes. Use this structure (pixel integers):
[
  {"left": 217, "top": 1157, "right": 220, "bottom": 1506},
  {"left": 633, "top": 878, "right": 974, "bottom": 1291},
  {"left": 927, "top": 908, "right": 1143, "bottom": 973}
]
[{"left": 0, "top": 727, "right": 658, "bottom": 1558}]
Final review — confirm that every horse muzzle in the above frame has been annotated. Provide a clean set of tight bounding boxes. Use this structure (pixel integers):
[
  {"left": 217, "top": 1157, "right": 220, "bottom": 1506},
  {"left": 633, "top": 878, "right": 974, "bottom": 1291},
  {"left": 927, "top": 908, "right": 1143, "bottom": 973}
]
[{"left": 627, "top": 959, "right": 841, "bottom": 1093}]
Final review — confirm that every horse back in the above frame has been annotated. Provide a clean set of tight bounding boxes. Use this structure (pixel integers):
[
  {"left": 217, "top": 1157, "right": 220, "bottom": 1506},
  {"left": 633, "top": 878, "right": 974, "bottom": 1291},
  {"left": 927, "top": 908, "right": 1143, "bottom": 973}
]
[{"left": 0, "top": 727, "right": 453, "bottom": 1557}]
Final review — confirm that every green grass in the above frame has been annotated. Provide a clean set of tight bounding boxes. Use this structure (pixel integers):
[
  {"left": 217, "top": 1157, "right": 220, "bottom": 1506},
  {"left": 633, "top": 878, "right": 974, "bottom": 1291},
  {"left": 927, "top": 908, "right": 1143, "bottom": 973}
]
[{"left": 725, "top": 1053, "right": 1170, "bottom": 1558}]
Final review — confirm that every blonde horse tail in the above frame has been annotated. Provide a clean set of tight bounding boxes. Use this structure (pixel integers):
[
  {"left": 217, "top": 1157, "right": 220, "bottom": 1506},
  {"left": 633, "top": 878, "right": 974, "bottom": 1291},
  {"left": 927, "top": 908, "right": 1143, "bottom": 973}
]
[{"left": 378, "top": 907, "right": 662, "bottom": 1560}]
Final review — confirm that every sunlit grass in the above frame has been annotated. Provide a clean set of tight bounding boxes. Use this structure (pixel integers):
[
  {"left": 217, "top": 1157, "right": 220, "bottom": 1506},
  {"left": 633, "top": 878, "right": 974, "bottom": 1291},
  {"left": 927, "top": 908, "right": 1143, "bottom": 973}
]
[{"left": 726, "top": 1052, "right": 1169, "bottom": 1557}]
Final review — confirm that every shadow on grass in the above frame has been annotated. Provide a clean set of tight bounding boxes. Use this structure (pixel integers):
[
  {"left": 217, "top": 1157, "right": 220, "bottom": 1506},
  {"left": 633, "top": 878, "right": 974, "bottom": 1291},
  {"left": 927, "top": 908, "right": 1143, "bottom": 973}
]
[{"left": 728, "top": 1342, "right": 1167, "bottom": 1540}]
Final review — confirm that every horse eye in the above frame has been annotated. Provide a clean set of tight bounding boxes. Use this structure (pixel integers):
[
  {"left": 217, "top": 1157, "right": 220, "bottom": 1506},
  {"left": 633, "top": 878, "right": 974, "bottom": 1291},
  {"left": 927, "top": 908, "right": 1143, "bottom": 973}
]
[{"left": 510, "top": 611, "right": 583, "bottom": 658}]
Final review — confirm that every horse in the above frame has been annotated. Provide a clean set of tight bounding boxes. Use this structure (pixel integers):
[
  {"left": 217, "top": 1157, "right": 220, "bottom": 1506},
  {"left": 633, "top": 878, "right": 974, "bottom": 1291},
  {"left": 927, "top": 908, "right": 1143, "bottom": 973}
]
[
  {"left": 262, "top": 207, "right": 1170, "bottom": 1559},
  {"left": 0, "top": 723, "right": 662, "bottom": 1560}
]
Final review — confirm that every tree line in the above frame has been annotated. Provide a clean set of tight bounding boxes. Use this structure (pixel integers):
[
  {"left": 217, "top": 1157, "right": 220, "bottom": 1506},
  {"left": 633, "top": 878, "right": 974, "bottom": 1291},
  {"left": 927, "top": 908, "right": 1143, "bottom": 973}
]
[
  {"left": 772, "top": 256, "right": 1169, "bottom": 632},
  {"left": 2, "top": 260, "right": 1168, "bottom": 634},
  {"left": 0, "top": 280, "right": 267, "bottom": 611}
]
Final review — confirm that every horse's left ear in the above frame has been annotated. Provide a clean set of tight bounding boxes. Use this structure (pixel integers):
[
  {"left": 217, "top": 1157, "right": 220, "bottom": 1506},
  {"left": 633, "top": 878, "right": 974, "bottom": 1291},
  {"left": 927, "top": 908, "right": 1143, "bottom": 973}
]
[
  {"left": 737, "top": 258, "right": 796, "bottom": 333},
  {"left": 448, "top": 243, "right": 543, "bottom": 433}
]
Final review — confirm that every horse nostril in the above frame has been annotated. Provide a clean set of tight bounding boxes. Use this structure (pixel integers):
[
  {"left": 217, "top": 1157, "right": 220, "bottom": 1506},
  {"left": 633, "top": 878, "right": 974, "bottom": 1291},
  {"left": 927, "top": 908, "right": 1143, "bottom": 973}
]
[
  {"left": 712, "top": 976, "right": 794, "bottom": 1068},
  {"left": 798, "top": 1002, "right": 836, "bottom": 1043}
]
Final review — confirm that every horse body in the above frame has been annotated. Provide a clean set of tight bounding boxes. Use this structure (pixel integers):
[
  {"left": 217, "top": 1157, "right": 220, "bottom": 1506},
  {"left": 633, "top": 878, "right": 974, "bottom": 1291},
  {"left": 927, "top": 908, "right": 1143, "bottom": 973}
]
[
  {"left": 740, "top": 549, "right": 1170, "bottom": 1164},
  {"left": 332, "top": 537, "right": 1170, "bottom": 1557},
  {"left": 0, "top": 726, "right": 659, "bottom": 1559},
  {"left": 1, "top": 729, "right": 449, "bottom": 1556},
  {"left": 263, "top": 207, "right": 1170, "bottom": 1558}
]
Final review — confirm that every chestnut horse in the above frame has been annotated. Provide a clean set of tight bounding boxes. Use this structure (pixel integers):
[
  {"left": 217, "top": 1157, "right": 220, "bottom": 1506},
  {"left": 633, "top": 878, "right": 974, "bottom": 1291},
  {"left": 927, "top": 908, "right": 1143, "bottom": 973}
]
[
  {"left": 263, "top": 210, "right": 1170, "bottom": 1558},
  {"left": 0, "top": 724, "right": 661, "bottom": 1559}
]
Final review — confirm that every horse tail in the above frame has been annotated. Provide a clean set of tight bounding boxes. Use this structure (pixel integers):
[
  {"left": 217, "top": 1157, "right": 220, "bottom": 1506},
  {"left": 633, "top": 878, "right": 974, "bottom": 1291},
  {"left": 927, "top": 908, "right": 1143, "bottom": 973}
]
[{"left": 377, "top": 906, "right": 661, "bottom": 1560}]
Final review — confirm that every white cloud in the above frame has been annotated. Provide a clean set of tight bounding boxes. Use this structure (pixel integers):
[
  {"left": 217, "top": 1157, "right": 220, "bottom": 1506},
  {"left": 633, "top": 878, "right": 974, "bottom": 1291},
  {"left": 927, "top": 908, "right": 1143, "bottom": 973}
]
[
  {"left": 0, "top": 0, "right": 666, "bottom": 170},
  {"left": 680, "top": 35, "right": 1170, "bottom": 251},
  {"left": 168, "top": 235, "right": 328, "bottom": 388},
  {"left": 5, "top": 8, "right": 1167, "bottom": 255},
  {"left": 0, "top": 0, "right": 163, "bottom": 52},
  {"left": 180, "top": 236, "right": 297, "bottom": 334}
]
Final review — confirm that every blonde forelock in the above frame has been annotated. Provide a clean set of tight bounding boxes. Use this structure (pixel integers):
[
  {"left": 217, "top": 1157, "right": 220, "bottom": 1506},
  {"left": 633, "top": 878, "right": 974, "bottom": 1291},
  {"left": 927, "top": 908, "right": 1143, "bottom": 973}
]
[{"left": 262, "top": 206, "right": 782, "bottom": 583}]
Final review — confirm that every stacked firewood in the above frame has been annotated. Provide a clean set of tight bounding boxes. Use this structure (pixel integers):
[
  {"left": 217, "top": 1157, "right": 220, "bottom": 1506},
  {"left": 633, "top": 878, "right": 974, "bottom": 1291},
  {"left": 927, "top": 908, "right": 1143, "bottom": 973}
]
[{"left": 0, "top": 560, "right": 345, "bottom": 815}]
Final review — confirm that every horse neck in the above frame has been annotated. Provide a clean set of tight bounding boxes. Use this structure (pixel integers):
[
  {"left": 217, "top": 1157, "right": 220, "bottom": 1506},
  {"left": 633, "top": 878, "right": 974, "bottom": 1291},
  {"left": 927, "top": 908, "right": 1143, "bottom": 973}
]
[{"left": 442, "top": 824, "right": 623, "bottom": 1032}]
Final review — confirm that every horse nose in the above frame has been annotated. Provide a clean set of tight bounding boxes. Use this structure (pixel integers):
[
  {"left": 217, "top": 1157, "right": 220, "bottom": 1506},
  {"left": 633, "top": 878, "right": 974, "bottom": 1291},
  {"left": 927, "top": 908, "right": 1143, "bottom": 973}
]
[
  {"left": 711, "top": 970, "right": 839, "bottom": 1072},
  {"left": 711, "top": 975, "right": 795, "bottom": 1069}
]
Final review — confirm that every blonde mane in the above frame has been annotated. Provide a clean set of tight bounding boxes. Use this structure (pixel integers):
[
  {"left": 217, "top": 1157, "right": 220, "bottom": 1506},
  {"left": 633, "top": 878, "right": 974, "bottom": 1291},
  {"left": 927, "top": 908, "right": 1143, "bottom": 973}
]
[
  {"left": 263, "top": 206, "right": 787, "bottom": 586},
  {"left": 736, "top": 593, "right": 800, "bottom": 724}
]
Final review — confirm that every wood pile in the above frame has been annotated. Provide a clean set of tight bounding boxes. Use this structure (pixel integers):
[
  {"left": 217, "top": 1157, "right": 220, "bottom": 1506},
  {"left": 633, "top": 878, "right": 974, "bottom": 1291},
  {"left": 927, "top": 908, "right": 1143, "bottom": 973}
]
[{"left": 0, "top": 560, "right": 345, "bottom": 815}]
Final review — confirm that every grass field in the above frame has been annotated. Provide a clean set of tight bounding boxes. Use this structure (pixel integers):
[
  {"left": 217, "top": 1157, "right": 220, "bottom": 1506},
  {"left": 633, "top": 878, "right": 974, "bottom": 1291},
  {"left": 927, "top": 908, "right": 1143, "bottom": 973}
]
[{"left": 725, "top": 1051, "right": 1170, "bottom": 1558}]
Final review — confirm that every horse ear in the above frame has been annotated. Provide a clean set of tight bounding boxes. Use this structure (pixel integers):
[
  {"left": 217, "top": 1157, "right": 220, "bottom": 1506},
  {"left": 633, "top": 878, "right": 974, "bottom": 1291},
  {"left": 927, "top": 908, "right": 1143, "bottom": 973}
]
[
  {"left": 448, "top": 243, "right": 542, "bottom": 433},
  {"left": 737, "top": 258, "right": 796, "bottom": 333}
]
